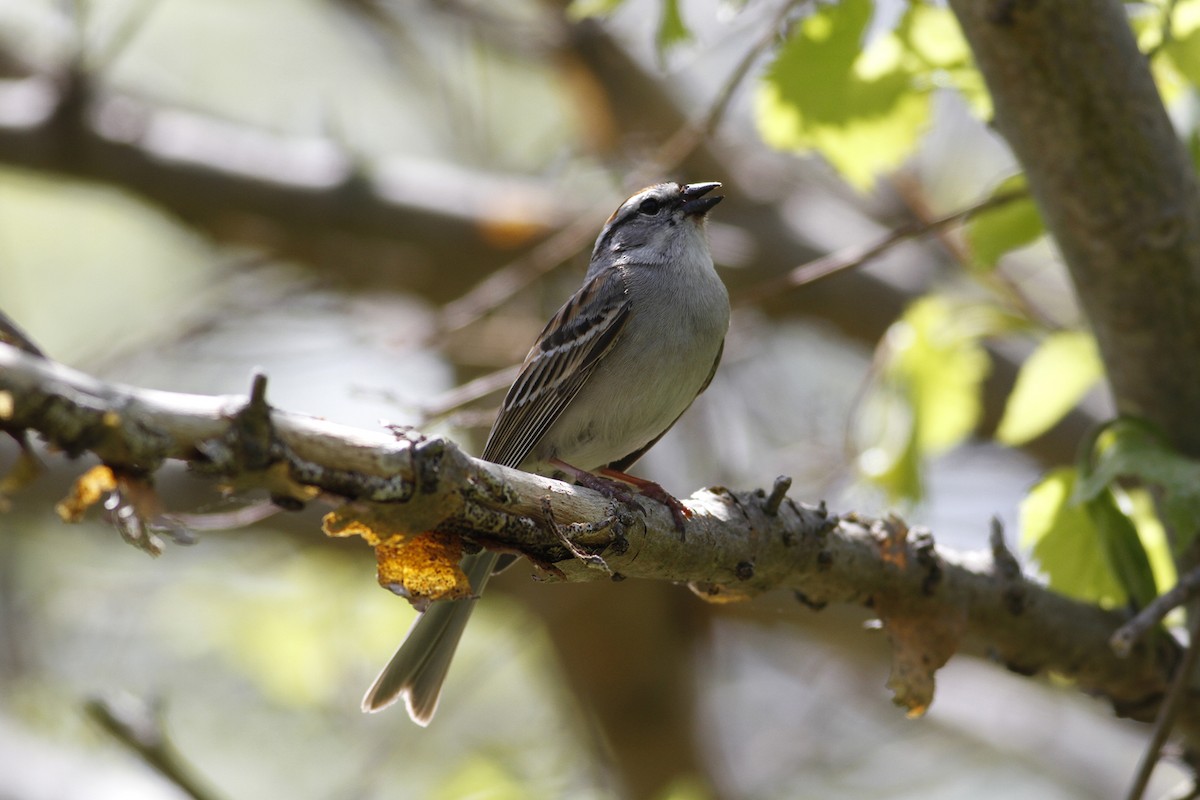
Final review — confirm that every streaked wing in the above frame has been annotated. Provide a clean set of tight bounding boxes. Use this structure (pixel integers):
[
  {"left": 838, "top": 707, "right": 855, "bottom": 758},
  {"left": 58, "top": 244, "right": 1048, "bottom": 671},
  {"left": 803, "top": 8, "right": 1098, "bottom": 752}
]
[{"left": 482, "top": 269, "right": 631, "bottom": 468}]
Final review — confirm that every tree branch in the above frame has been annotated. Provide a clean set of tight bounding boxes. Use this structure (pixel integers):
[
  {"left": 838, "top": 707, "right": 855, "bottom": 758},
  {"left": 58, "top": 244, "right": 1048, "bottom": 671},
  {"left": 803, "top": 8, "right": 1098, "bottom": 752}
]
[
  {"left": 949, "top": 0, "right": 1200, "bottom": 777},
  {"left": 1, "top": 342, "right": 1196, "bottom": 745},
  {"left": 949, "top": 0, "right": 1200, "bottom": 457}
]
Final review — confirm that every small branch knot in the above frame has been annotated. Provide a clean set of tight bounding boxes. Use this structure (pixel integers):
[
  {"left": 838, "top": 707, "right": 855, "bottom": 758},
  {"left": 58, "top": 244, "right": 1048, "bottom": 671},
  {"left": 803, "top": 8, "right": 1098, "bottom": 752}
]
[
  {"left": 224, "top": 370, "right": 275, "bottom": 472},
  {"left": 763, "top": 475, "right": 792, "bottom": 516}
]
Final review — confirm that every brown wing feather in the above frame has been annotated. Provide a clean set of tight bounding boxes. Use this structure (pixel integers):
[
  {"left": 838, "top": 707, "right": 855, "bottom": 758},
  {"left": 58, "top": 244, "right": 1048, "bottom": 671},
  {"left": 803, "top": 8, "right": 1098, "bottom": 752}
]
[{"left": 481, "top": 269, "right": 631, "bottom": 469}]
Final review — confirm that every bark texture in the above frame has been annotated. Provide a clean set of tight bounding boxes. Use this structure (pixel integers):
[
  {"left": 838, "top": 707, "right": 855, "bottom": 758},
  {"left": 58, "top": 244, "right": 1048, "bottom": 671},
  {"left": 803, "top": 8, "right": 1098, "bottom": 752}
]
[
  {"left": 949, "top": 0, "right": 1200, "bottom": 456},
  {"left": 2, "top": 343, "right": 1196, "bottom": 748}
]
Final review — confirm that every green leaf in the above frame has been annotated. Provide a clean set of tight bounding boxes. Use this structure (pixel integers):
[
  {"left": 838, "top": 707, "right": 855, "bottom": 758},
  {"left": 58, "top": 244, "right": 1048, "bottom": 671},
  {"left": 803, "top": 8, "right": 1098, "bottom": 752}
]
[
  {"left": 565, "top": 0, "right": 626, "bottom": 20},
  {"left": 1165, "top": 29, "right": 1200, "bottom": 86},
  {"left": 1123, "top": 486, "right": 1179, "bottom": 601},
  {"left": 656, "top": 0, "right": 693, "bottom": 59},
  {"left": 897, "top": 1, "right": 991, "bottom": 116},
  {"left": 964, "top": 175, "right": 1044, "bottom": 269},
  {"left": 891, "top": 296, "right": 992, "bottom": 452},
  {"left": 1020, "top": 468, "right": 1127, "bottom": 607},
  {"left": 436, "top": 756, "right": 527, "bottom": 800},
  {"left": 857, "top": 383, "right": 923, "bottom": 501},
  {"left": 1077, "top": 419, "right": 1200, "bottom": 553},
  {"left": 897, "top": 3, "right": 971, "bottom": 68},
  {"left": 755, "top": 0, "right": 931, "bottom": 190},
  {"left": 1084, "top": 486, "right": 1159, "bottom": 609},
  {"left": 858, "top": 296, "right": 997, "bottom": 501},
  {"left": 995, "top": 330, "right": 1104, "bottom": 446},
  {"left": 1163, "top": 1, "right": 1200, "bottom": 86}
]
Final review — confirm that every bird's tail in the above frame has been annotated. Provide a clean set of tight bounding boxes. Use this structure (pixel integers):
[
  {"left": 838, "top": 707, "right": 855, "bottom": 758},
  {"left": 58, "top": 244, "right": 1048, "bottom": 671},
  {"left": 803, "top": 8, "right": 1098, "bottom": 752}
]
[{"left": 360, "top": 551, "right": 499, "bottom": 725}]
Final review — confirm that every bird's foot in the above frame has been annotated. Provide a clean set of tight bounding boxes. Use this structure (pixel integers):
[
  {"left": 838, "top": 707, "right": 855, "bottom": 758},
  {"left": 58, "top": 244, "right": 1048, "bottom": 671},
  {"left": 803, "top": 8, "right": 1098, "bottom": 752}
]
[{"left": 551, "top": 459, "right": 690, "bottom": 539}]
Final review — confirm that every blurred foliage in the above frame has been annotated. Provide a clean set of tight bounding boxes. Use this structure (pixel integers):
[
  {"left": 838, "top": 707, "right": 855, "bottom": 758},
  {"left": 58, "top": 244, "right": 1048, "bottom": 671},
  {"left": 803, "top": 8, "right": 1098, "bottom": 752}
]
[
  {"left": 1079, "top": 419, "right": 1200, "bottom": 556},
  {"left": 814, "top": 0, "right": 1200, "bottom": 624},
  {"left": 436, "top": 755, "right": 530, "bottom": 800},
  {"left": 1020, "top": 468, "right": 1133, "bottom": 608},
  {"left": 0, "top": 167, "right": 218, "bottom": 363},
  {"left": 756, "top": 0, "right": 982, "bottom": 190},
  {"left": 857, "top": 296, "right": 1006, "bottom": 501},
  {"left": 568, "top": 0, "right": 692, "bottom": 62},
  {"left": 963, "top": 175, "right": 1044, "bottom": 270},
  {"left": 654, "top": 0, "right": 692, "bottom": 60},
  {"left": 1017, "top": 418, "right": 1200, "bottom": 610},
  {"left": 995, "top": 330, "right": 1104, "bottom": 447},
  {"left": 154, "top": 542, "right": 419, "bottom": 707}
]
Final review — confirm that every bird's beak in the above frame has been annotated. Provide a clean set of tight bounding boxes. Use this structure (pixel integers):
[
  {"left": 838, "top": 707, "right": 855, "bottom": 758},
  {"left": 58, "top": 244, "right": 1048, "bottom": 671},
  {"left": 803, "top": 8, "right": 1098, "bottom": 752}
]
[{"left": 680, "top": 181, "right": 723, "bottom": 217}]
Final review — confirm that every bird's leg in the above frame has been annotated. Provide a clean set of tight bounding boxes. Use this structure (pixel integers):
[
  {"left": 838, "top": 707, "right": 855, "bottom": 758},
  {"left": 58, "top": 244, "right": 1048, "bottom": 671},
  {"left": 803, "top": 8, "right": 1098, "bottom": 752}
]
[
  {"left": 550, "top": 458, "right": 691, "bottom": 538},
  {"left": 599, "top": 468, "right": 693, "bottom": 534}
]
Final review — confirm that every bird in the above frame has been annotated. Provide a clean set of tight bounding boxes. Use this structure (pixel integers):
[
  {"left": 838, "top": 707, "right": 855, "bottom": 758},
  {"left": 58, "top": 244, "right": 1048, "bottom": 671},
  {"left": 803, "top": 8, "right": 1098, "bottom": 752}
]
[{"left": 362, "top": 180, "right": 730, "bottom": 724}]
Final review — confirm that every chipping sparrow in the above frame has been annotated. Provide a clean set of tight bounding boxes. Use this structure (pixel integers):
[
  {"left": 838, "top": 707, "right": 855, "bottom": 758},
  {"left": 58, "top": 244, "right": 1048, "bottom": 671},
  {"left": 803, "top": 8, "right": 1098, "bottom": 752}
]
[{"left": 363, "top": 181, "right": 730, "bottom": 724}]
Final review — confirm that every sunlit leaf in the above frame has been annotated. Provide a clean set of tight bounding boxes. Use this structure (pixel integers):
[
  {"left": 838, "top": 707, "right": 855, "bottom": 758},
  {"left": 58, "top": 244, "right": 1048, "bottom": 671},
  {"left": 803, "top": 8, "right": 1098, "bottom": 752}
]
[
  {"left": 656, "top": 0, "right": 693, "bottom": 60},
  {"left": 1124, "top": 487, "right": 1179, "bottom": 606},
  {"left": 1077, "top": 419, "right": 1200, "bottom": 553},
  {"left": 1164, "top": 27, "right": 1200, "bottom": 86},
  {"left": 856, "top": 383, "right": 922, "bottom": 500},
  {"left": 436, "top": 755, "right": 527, "bottom": 800},
  {"left": 858, "top": 297, "right": 996, "bottom": 501},
  {"left": 1020, "top": 468, "right": 1126, "bottom": 607},
  {"left": 565, "top": 0, "right": 626, "bottom": 20},
  {"left": 1163, "top": 1, "right": 1200, "bottom": 86},
  {"left": 964, "top": 175, "right": 1044, "bottom": 269},
  {"left": 898, "top": 3, "right": 970, "bottom": 67},
  {"left": 891, "top": 297, "right": 991, "bottom": 453},
  {"left": 1084, "top": 486, "right": 1158, "bottom": 609},
  {"left": 756, "top": 0, "right": 932, "bottom": 190},
  {"left": 658, "top": 776, "right": 715, "bottom": 800},
  {"left": 995, "top": 330, "right": 1104, "bottom": 446},
  {"left": 897, "top": 1, "right": 992, "bottom": 116},
  {"left": 157, "top": 545, "right": 416, "bottom": 707}
]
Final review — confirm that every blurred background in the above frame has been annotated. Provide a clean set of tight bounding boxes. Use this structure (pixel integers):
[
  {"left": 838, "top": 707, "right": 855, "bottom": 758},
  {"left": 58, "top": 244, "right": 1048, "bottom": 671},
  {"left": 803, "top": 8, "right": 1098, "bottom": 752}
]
[{"left": 0, "top": 0, "right": 1189, "bottom": 798}]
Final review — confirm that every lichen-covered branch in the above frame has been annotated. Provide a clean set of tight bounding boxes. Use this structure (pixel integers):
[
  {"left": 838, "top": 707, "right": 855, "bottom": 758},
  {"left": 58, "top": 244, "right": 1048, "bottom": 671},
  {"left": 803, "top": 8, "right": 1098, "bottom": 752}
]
[{"left": 0, "top": 342, "right": 1195, "bottom": 743}]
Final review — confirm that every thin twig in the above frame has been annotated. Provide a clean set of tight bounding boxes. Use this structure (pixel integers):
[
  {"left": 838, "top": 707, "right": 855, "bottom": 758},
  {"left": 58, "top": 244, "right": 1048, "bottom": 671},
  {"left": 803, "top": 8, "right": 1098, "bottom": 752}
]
[
  {"left": 1114, "top": 565, "right": 1200, "bottom": 656},
  {"left": 1108, "top": 563, "right": 1200, "bottom": 657},
  {"left": 75, "top": 0, "right": 162, "bottom": 72},
  {"left": 437, "top": 0, "right": 808, "bottom": 336},
  {"left": 419, "top": 363, "right": 521, "bottom": 424},
  {"left": 891, "top": 172, "right": 1052, "bottom": 328},
  {"left": 735, "top": 186, "right": 1029, "bottom": 308},
  {"left": 1145, "top": 0, "right": 1181, "bottom": 61},
  {"left": 1125, "top": 611, "right": 1200, "bottom": 800},
  {"left": 0, "top": 310, "right": 46, "bottom": 358},
  {"left": 763, "top": 475, "right": 793, "bottom": 516},
  {"left": 86, "top": 695, "right": 225, "bottom": 800},
  {"left": 652, "top": 0, "right": 809, "bottom": 170}
]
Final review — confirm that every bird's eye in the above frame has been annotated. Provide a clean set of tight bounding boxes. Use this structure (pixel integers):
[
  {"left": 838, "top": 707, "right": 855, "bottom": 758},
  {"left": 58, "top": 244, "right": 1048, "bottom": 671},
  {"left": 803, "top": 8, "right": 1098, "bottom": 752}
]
[{"left": 638, "top": 198, "right": 662, "bottom": 216}]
